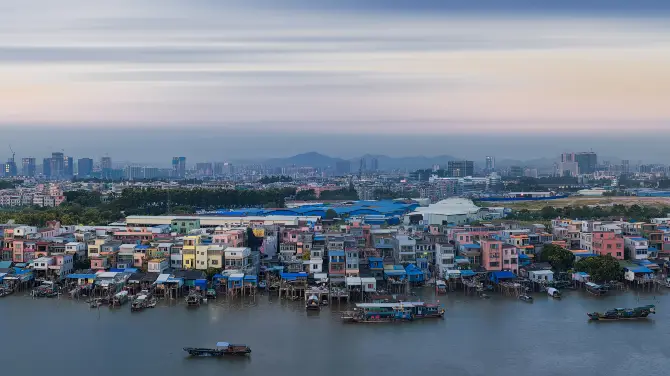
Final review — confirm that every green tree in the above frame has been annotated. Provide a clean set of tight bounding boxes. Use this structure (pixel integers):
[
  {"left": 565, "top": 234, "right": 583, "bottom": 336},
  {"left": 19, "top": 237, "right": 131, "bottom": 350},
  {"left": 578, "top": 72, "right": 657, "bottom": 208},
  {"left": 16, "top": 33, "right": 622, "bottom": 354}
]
[
  {"left": 540, "top": 206, "right": 558, "bottom": 219},
  {"left": 539, "top": 244, "right": 575, "bottom": 271},
  {"left": 325, "top": 209, "right": 338, "bottom": 220},
  {"left": 574, "top": 255, "right": 622, "bottom": 282}
]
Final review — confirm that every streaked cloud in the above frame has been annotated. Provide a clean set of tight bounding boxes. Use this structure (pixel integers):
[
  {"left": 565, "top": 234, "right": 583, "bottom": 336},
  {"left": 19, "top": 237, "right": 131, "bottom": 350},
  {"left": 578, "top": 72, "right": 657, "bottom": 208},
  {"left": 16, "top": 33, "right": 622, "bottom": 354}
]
[{"left": 0, "top": 0, "right": 669, "bottom": 133}]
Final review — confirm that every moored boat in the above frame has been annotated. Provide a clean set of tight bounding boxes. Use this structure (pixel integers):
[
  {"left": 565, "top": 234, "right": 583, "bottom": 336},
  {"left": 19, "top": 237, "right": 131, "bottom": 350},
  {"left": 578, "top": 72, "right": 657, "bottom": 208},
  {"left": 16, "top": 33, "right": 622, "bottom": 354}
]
[
  {"left": 131, "top": 294, "right": 149, "bottom": 312},
  {"left": 183, "top": 342, "right": 251, "bottom": 357},
  {"left": 0, "top": 286, "right": 14, "bottom": 297},
  {"left": 186, "top": 291, "right": 202, "bottom": 307},
  {"left": 436, "top": 280, "right": 448, "bottom": 295},
  {"left": 206, "top": 289, "right": 217, "bottom": 299},
  {"left": 547, "top": 287, "right": 561, "bottom": 299},
  {"left": 89, "top": 298, "right": 103, "bottom": 308},
  {"left": 306, "top": 295, "right": 320, "bottom": 311},
  {"left": 587, "top": 305, "right": 656, "bottom": 321},
  {"left": 32, "top": 281, "right": 59, "bottom": 298},
  {"left": 110, "top": 291, "right": 129, "bottom": 307},
  {"left": 341, "top": 302, "right": 424, "bottom": 323},
  {"left": 519, "top": 294, "right": 533, "bottom": 303},
  {"left": 585, "top": 282, "right": 607, "bottom": 296}
]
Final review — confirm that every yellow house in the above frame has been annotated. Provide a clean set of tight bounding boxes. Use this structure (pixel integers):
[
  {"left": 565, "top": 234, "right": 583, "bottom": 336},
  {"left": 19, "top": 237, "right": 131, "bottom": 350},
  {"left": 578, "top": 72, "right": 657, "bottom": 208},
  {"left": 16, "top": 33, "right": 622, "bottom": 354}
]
[
  {"left": 195, "top": 244, "right": 210, "bottom": 270},
  {"left": 182, "top": 235, "right": 203, "bottom": 269}
]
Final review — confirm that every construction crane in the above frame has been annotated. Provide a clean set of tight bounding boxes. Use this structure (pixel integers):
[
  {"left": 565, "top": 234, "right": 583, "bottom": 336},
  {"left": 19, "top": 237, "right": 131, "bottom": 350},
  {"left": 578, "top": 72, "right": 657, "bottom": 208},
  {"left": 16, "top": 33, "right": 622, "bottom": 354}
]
[{"left": 8, "top": 144, "right": 15, "bottom": 162}]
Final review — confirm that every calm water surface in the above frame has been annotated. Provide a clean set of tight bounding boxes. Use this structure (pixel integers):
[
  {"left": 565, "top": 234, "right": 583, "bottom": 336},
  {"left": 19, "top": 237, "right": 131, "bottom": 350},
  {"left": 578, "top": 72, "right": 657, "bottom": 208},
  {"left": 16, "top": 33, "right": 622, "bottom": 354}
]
[{"left": 1, "top": 288, "right": 669, "bottom": 376}]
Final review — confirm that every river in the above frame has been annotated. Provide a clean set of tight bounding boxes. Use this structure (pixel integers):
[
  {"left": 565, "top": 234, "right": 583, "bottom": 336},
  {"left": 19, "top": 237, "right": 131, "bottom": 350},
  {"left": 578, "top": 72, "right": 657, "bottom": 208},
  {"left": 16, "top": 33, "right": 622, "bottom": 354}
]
[{"left": 1, "top": 288, "right": 669, "bottom": 376}]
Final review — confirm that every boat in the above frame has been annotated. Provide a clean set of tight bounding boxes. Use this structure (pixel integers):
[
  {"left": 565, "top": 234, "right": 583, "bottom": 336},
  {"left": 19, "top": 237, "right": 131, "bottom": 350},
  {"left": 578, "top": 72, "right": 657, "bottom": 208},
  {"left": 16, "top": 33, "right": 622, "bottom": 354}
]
[
  {"left": 131, "top": 294, "right": 149, "bottom": 311},
  {"left": 183, "top": 342, "right": 252, "bottom": 357},
  {"left": 0, "top": 286, "right": 14, "bottom": 297},
  {"left": 585, "top": 282, "right": 607, "bottom": 296},
  {"left": 206, "top": 288, "right": 217, "bottom": 299},
  {"left": 306, "top": 295, "right": 321, "bottom": 311},
  {"left": 588, "top": 305, "right": 656, "bottom": 321},
  {"left": 664, "top": 277, "right": 670, "bottom": 288},
  {"left": 436, "top": 280, "right": 448, "bottom": 294},
  {"left": 31, "top": 281, "right": 59, "bottom": 298},
  {"left": 519, "top": 294, "right": 533, "bottom": 302},
  {"left": 547, "top": 287, "right": 561, "bottom": 299},
  {"left": 480, "top": 293, "right": 490, "bottom": 299},
  {"left": 414, "top": 303, "right": 446, "bottom": 319},
  {"left": 342, "top": 302, "right": 440, "bottom": 323},
  {"left": 110, "top": 291, "right": 129, "bottom": 307},
  {"left": 186, "top": 291, "right": 202, "bottom": 307}
]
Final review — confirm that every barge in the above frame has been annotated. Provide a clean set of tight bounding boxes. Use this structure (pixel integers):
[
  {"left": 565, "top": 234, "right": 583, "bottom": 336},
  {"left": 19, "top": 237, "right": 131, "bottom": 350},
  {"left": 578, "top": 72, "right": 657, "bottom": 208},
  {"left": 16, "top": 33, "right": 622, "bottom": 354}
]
[
  {"left": 588, "top": 305, "right": 656, "bottom": 321},
  {"left": 342, "top": 302, "right": 444, "bottom": 323},
  {"left": 183, "top": 342, "right": 251, "bottom": 357}
]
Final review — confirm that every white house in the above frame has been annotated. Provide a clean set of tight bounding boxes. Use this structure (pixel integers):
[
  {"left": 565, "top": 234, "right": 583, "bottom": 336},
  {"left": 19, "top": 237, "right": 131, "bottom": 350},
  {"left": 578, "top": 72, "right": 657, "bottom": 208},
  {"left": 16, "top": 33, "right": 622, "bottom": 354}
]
[
  {"left": 224, "top": 247, "right": 252, "bottom": 272},
  {"left": 303, "top": 258, "right": 323, "bottom": 274},
  {"left": 32, "top": 256, "right": 55, "bottom": 270},
  {"left": 624, "top": 237, "right": 649, "bottom": 260},
  {"left": 435, "top": 243, "right": 455, "bottom": 279},
  {"left": 528, "top": 269, "right": 554, "bottom": 282},
  {"left": 65, "top": 242, "right": 87, "bottom": 259},
  {"left": 148, "top": 258, "right": 169, "bottom": 273}
]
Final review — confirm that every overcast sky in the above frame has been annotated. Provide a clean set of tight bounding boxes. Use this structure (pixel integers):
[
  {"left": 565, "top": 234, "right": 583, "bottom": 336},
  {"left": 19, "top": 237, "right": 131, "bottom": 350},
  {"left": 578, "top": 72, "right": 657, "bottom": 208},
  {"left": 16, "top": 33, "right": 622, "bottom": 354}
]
[{"left": 1, "top": 0, "right": 669, "bottom": 163}]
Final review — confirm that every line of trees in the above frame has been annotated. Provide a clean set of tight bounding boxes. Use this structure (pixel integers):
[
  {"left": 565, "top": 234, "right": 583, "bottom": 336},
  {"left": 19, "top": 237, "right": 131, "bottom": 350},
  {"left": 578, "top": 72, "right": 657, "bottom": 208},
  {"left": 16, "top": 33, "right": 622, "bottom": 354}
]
[{"left": 508, "top": 204, "right": 669, "bottom": 222}]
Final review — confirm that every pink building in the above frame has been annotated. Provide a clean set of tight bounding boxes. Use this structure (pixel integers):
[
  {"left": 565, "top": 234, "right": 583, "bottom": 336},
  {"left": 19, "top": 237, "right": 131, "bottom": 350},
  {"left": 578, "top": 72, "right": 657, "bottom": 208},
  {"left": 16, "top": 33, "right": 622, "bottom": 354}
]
[
  {"left": 592, "top": 231, "right": 625, "bottom": 260},
  {"left": 212, "top": 228, "right": 245, "bottom": 247},
  {"left": 480, "top": 239, "right": 518, "bottom": 273}
]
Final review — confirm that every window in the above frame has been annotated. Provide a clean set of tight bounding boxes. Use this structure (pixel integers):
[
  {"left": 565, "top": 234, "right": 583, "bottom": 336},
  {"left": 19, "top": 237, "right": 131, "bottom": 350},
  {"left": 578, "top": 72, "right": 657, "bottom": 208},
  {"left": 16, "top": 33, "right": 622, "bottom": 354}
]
[
  {"left": 211, "top": 260, "right": 218, "bottom": 265},
  {"left": 489, "top": 262, "right": 499, "bottom": 267},
  {"left": 616, "top": 252, "right": 622, "bottom": 257}
]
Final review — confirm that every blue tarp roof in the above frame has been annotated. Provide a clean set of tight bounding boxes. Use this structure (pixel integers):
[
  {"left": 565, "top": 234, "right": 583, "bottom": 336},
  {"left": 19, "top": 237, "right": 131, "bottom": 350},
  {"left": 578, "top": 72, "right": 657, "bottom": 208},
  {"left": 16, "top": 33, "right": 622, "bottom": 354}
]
[
  {"left": 518, "top": 254, "right": 530, "bottom": 259},
  {"left": 124, "top": 268, "right": 138, "bottom": 273},
  {"left": 67, "top": 273, "right": 97, "bottom": 279},
  {"left": 0, "top": 261, "right": 12, "bottom": 269},
  {"left": 628, "top": 266, "right": 653, "bottom": 273},
  {"left": 384, "top": 270, "right": 406, "bottom": 276},
  {"left": 195, "top": 279, "right": 207, "bottom": 287},
  {"left": 405, "top": 264, "right": 423, "bottom": 276},
  {"left": 244, "top": 275, "right": 258, "bottom": 281},
  {"left": 491, "top": 271, "right": 517, "bottom": 279},
  {"left": 212, "top": 274, "right": 225, "bottom": 279},
  {"left": 329, "top": 250, "right": 345, "bottom": 257},
  {"left": 368, "top": 257, "right": 383, "bottom": 262},
  {"left": 460, "top": 270, "right": 476, "bottom": 277},
  {"left": 229, "top": 275, "right": 244, "bottom": 281},
  {"left": 462, "top": 244, "right": 481, "bottom": 249},
  {"left": 109, "top": 268, "right": 125, "bottom": 273},
  {"left": 648, "top": 246, "right": 658, "bottom": 251},
  {"left": 280, "top": 272, "right": 308, "bottom": 281},
  {"left": 136, "top": 245, "right": 149, "bottom": 250}
]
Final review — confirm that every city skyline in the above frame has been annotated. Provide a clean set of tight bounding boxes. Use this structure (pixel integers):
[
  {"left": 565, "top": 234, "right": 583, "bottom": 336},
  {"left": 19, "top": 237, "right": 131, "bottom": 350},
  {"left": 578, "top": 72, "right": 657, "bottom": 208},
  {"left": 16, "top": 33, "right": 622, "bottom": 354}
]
[{"left": 1, "top": 1, "right": 669, "bottom": 139}]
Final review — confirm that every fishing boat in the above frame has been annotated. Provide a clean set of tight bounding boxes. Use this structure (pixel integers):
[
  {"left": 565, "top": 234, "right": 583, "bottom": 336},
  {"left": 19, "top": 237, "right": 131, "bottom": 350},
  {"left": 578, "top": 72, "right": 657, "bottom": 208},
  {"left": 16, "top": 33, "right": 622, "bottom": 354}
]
[
  {"left": 131, "top": 293, "right": 149, "bottom": 312},
  {"left": 306, "top": 295, "right": 320, "bottom": 311},
  {"left": 341, "top": 302, "right": 421, "bottom": 323},
  {"left": 31, "top": 281, "right": 59, "bottom": 298},
  {"left": 110, "top": 291, "right": 129, "bottom": 307},
  {"left": 414, "top": 303, "right": 446, "bottom": 319},
  {"left": 547, "top": 287, "right": 561, "bottom": 299},
  {"left": 519, "top": 294, "right": 533, "bottom": 303},
  {"left": 585, "top": 282, "right": 607, "bottom": 296},
  {"left": 184, "top": 342, "right": 252, "bottom": 357},
  {"left": 186, "top": 291, "right": 202, "bottom": 307},
  {"left": 588, "top": 305, "right": 656, "bottom": 321},
  {"left": 206, "top": 288, "right": 217, "bottom": 299}
]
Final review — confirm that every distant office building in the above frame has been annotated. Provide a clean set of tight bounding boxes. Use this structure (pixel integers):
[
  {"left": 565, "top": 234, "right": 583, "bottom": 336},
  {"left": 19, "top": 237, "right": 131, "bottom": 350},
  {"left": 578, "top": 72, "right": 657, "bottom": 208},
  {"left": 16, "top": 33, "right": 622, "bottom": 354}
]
[
  {"left": 509, "top": 166, "right": 524, "bottom": 177},
  {"left": 3, "top": 159, "right": 17, "bottom": 177},
  {"left": 621, "top": 160, "right": 630, "bottom": 174},
  {"left": 50, "top": 152, "right": 64, "bottom": 178},
  {"left": 575, "top": 152, "right": 597, "bottom": 174},
  {"left": 335, "top": 161, "right": 351, "bottom": 175},
  {"left": 214, "top": 162, "right": 234, "bottom": 176},
  {"left": 124, "top": 166, "right": 144, "bottom": 180},
  {"left": 42, "top": 158, "right": 52, "bottom": 178},
  {"left": 22, "top": 158, "right": 36, "bottom": 177},
  {"left": 559, "top": 152, "right": 579, "bottom": 177},
  {"left": 447, "top": 160, "right": 474, "bottom": 177},
  {"left": 64, "top": 156, "right": 74, "bottom": 177},
  {"left": 485, "top": 156, "right": 495, "bottom": 172},
  {"left": 77, "top": 158, "right": 93, "bottom": 177},
  {"left": 100, "top": 156, "right": 112, "bottom": 170},
  {"left": 195, "top": 162, "right": 213, "bottom": 176},
  {"left": 524, "top": 168, "right": 539, "bottom": 178},
  {"left": 143, "top": 167, "right": 160, "bottom": 179},
  {"left": 370, "top": 157, "right": 379, "bottom": 172},
  {"left": 359, "top": 158, "right": 367, "bottom": 173},
  {"left": 172, "top": 157, "right": 186, "bottom": 178}
]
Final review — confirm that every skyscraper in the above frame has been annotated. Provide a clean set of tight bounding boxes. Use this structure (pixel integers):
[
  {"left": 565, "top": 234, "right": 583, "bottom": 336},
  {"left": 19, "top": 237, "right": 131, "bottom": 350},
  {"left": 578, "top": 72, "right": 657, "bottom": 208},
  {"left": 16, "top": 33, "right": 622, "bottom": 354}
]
[
  {"left": 574, "top": 152, "right": 597, "bottom": 174},
  {"left": 50, "top": 152, "right": 64, "bottom": 178},
  {"left": 195, "top": 162, "right": 213, "bottom": 176},
  {"left": 172, "top": 157, "right": 186, "bottom": 178},
  {"left": 22, "top": 158, "right": 36, "bottom": 177},
  {"left": 485, "top": 156, "right": 495, "bottom": 172},
  {"left": 3, "top": 159, "right": 17, "bottom": 177},
  {"left": 370, "top": 157, "right": 379, "bottom": 172},
  {"left": 42, "top": 158, "right": 52, "bottom": 178},
  {"left": 447, "top": 160, "right": 474, "bottom": 177},
  {"left": 77, "top": 158, "right": 93, "bottom": 177},
  {"left": 100, "top": 156, "right": 112, "bottom": 170},
  {"left": 64, "top": 156, "right": 74, "bottom": 177}
]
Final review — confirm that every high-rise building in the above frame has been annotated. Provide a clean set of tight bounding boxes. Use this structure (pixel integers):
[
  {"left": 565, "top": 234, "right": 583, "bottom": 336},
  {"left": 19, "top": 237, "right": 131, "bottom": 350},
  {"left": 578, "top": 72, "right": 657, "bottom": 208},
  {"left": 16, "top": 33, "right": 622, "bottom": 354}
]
[
  {"left": 3, "top": 160, "right": 17, "bottom": 177},
  {"left": 485, "top": 156, "right": 495, "bottom": 172},
  {"left": 509, "top": 166, "right": 524, "bottom": 177},
  {"left": 100, "top": 156, "right": 112, "bottom": 170},
  {"left": 64, "top": 156, "right": 74, "bottom": 177},
  {"left": 172, "top": 156, "right": 186, "bottom": 178},
  {"left": 447, "top": 160, "right": 474, "bottom": 177},
  {"left": 335, "top": 161, "right": 351, "bottom": 175},
  {"left": 370, "top": 157, "right": 379, "bottom": 172},
  {"left": 22, "top": 158, "right": 36, "bottom": 177},
  {"left": 42, "top": 158, "right": 52, "bottom": 178},
  {"left": 77, "top": 158, "right": 93, "bottom": 177},
  {"left": 621, "top": 160, "right": 630, "bottom": 174},
  {"left": 124, "top": 166, "right": 144, "bottom": 180},
  {"left": 195, "top": 162, "right": 213, "bottom": 176},
  {"left": 558, "top": 152, "right": 579, "bottom": 177},
  {"left": 574, "top": 152, "right": 597, "bottom": 174},
  {"left": 49, "top": 152, "right": 64, "bottom": 178},
  {"left": 143, "top": 167, "right": 160, "bottom": 180}
]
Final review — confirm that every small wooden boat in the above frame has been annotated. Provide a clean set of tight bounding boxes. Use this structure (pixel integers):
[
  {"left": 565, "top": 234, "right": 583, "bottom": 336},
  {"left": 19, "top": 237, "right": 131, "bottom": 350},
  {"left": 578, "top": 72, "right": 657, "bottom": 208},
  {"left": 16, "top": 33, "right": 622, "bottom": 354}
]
[
  {"left": 186, "top": 291, "right": 201, "bottom": 307},
  {"left": 183, "top": 342, "right": 251, "bottom": 357},
  {"left": 519, "top": 294, "right": 533, "bottom": 303},
  {"left": 131, "top": 294, "right": 149, "bottom": 312},
  {"left": 435, "top": 280, "right": 448, "bottom": 295},
  {"left": 110, "top": 291, "right": 129, "bottom": 307},
  {"left": 206, "top": 289, "right": 217, "bottom": 299},
  {"left": 306, "top": 295, "right": 321, "bottom": 311},
  {"left": 588, "top": 305, "right": 655, "bottom": 321},
  {"left": 547, "top": 287, "right": 561, "bottom": 299}
]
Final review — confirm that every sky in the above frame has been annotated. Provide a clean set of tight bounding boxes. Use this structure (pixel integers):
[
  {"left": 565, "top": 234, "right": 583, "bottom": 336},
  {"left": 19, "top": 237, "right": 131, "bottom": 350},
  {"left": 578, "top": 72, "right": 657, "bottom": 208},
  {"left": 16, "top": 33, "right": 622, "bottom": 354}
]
[{"left": 1, "top": 0, "right": 669, "bottom": 163}]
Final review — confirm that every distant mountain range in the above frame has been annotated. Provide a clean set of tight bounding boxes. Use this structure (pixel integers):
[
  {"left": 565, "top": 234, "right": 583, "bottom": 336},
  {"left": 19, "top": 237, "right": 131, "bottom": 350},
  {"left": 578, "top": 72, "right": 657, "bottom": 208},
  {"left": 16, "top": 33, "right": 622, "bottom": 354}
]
[{"left": 242, "top": 151, "right": 620, "bottom": 172}]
